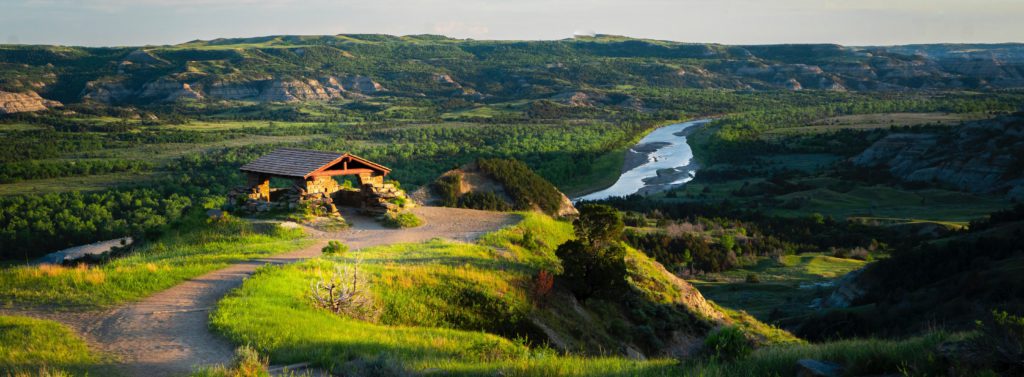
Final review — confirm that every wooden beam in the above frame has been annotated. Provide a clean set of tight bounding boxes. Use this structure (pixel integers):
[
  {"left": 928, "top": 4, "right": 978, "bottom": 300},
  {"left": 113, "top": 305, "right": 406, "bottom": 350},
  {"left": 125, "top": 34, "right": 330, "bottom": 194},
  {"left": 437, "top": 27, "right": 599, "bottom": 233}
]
[{"left": 309, "top": 168, "right": 376, "bottom": 177}]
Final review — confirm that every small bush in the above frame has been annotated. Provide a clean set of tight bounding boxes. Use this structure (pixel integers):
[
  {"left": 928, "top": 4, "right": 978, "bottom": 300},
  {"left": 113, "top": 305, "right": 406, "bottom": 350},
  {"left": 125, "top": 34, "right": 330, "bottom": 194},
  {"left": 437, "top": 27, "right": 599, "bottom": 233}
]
[
  {"left": 192, "top": 345, "right": 268, "bottom": 377},
  {"left": 745, "top": 273, "right": 760, "bottom": 284},
  {"left": 704, "top": 326, "right": 753, "bottom": 361},
  {"left": 432, "top": 174, "right": 462, "bottom": 207},
  {"left": 380, "top": 212, "right": 423, "bottom": 228},
  {"left": 310, "top": 264, "right": 379, "bottom": 322},
  {"left": 476, "top": 158, "right": 564, "bottom": 215},
  {"left": 532, "top": 270, "right": 555, "bottom": 304},
  {"left": 457, "top": 191, "right": 512, "bottom": 211},
  {"left": 388, "top": 196, "right": 409, "bottom": 208},
  {"left": 518, "top": 229, "right": 541, "bottom": 251},
  {"left": 322, "top": 240, "right": 349, "bottom": 256},
  {"left": 973, "top": 310, "right": 1024, "bottom": 373}
]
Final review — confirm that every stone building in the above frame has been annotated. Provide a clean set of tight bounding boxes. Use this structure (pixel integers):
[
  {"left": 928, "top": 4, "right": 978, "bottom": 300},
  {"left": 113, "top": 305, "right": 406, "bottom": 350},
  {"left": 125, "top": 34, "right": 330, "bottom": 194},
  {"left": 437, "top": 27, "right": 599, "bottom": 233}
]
[{"left": 229, "top": 148, "right": 408, "bottom": 215}]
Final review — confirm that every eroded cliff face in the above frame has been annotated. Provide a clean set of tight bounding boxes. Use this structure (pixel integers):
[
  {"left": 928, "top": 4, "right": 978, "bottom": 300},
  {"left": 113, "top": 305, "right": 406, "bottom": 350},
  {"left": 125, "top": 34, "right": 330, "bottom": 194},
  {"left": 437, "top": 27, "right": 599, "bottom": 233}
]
[
  {"left": 0, "top": 90, "right": 62, "bottom": 114},
  {"left": 81, "top": 75, "right": 386, "bottom": 104},
  {"left": 853, "top": 114, "right": 1024, "bottom": 199}
]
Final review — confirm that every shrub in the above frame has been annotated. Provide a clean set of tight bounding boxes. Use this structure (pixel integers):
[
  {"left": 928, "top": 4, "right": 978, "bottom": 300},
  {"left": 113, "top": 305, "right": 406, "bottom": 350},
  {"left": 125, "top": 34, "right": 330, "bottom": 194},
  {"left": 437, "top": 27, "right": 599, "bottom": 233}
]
[
  {"left": 432, "top": 174, "right": 462, "bottom": 207},
  {"left": 519, "top": 229, "right": 541, "bottom": 251},
  {"left": 573, "top": 204, "right": 625, "bottom": 245},
  {"left": 973, "top": 310, "right": 1024, "bottom": 373},
  {"left": 380, "top": 212, "right": 423, "bottom": 228},
  {"left": 310, "top": 264, "right": 379, "bottom": 322},
  {"left": 704, "top": 326, "right": 753, "bottom": 361},
  {"left": 556, "top": 204, "right": 629, "bottom": 300},
  {"left": 476, "top": 158, "right": 563, "bottom": 215},
  {"left": 457, "top": 191, "right": 512, "bottom": 211},
  {"left": 532, "top": 270, "right": 555, "bottom": 304},
  {"left": 745, "top": 273, "right": 760, "bottom": 284},
  {"left": 556, "top": 240, "right": 628, "bottom": 300},
  {"left": 321, "top": 240, "right": 349, "bottom": 256},
  {"left": 388, "top": 196, "right": 409, "bottom": 208},
  {"left": 192, "top": 345, "right": 268, "bottom": 377}
]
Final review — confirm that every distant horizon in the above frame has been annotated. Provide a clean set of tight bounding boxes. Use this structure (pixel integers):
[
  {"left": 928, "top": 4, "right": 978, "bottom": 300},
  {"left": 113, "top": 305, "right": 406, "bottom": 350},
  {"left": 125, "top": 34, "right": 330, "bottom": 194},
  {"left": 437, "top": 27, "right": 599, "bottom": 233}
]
[
  {"left": 2, "top": 0, "right": 1022, "bottom": 47},
  {"left": 3, "top": 33, "right": 1023, "bottom": 49}
]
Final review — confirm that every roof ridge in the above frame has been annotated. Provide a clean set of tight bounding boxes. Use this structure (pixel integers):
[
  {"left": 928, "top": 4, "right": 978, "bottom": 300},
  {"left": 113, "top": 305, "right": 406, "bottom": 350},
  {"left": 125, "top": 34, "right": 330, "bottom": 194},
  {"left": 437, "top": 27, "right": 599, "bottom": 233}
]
[{"left": 239, "top": 148, "right": 389, "bottom": 178}]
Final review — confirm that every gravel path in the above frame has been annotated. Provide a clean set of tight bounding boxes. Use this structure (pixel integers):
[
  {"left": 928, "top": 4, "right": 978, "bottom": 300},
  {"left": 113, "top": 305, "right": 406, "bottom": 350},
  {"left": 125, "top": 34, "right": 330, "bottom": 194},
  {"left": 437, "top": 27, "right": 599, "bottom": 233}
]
[{"left": 1, "top": 206, "right": 518, "bottom": 376}]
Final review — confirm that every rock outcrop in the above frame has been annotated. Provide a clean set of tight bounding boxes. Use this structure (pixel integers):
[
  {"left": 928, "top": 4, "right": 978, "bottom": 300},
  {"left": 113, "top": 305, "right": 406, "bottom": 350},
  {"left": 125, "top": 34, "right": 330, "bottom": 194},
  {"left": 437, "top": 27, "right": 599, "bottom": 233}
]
[
  {"left": 852, "top": 113, "right": 1024, "bottom": 199},
  {"left": 0, "top": 90, "right": 62, "bottom": 114},
  {"left": 81, "top": 80, "right": 135, "bottom": 103},
  {"left": 139, "top": 79, "right": 203, "bottom": 102},
  {"left": 339, "top": 75, "right": 386, "bottom": 94},
  {"left": 81, "top": 75, "right": 385, "bottom": 104}
]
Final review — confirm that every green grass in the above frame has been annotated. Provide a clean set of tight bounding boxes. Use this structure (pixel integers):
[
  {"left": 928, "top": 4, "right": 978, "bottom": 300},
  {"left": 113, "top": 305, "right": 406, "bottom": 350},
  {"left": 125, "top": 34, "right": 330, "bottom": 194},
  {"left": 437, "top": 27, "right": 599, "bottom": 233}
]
[
  {"left": 0, "top": 123, "right": 48, "bottom": 131},
  {"left": 164, "top": 120, "right": 324, "bottom": 132},
  {"left": 71, "top": 134, "right": 326, "bottom": 161},
  {"left": 756, "top": 153, "right": 841, "bottom": 173},
  {"left": 0, "top": 214, "right": 310, "bottom": 308},
  {"left": 668, "top": 175, "right": 1008, "bottom": 223},
  {"left": 559, "top": 146, "right": 632, "bottom": 198},
  {"left": 769, "top": 184, "right": 1008, "bottom": 222},
  {"left": 0, "top": 172, "right": 158, "bottom": 196},
  {"left": 209, "top": 212, "right": 707, "bottom": 375},
  {"left": 683, "top": 331, "right": 963, "bottom": 377},
  {"left": 379, "top": 211, "right": 423, "bottom": 228},
  {"left": 0, "top": 133, "right": 328, "bottom": 196},
  {"left": 691, "top": 253, "right": 865, "bottom": 321},
  {"left": 0, "top": 315, "right": 110, "bottom": 376},
  {"left": 208, "top": 211, "right": 951, "bottom": 376}
]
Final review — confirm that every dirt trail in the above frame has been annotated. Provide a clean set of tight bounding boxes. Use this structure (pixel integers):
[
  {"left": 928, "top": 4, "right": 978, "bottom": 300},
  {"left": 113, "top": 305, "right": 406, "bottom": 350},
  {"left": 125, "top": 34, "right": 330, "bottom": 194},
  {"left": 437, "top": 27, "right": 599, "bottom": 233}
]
[{"left": 1, "top": 206, "right": 518, "bottom": 376}]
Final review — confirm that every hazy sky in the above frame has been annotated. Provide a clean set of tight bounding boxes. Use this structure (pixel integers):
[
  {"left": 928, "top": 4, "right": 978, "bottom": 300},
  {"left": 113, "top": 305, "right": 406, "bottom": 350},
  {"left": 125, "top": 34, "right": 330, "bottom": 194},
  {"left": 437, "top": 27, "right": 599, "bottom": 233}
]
[{"left": 2, "top": 0, "right": 1022, "bottom": 46}]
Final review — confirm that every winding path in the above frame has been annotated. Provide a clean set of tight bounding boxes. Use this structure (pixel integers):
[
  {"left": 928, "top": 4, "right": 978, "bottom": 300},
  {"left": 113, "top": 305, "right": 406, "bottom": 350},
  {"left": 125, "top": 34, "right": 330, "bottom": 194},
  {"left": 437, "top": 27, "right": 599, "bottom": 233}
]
[{"left": 2, "top": 206, "right": 518, "bottom": 376}]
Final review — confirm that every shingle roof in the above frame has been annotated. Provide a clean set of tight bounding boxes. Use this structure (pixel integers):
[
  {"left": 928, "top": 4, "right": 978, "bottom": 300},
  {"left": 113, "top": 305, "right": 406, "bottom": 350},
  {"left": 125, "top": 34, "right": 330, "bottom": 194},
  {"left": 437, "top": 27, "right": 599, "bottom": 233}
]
[{"left": 240, "top": 148, "right": 389, "bottom": 178}]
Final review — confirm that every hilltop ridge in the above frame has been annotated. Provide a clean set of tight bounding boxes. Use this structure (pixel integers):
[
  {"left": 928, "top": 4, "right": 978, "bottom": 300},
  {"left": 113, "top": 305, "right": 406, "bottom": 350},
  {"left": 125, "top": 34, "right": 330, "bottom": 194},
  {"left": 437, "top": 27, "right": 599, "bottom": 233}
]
[{"left": 2, "top": 35, "right": 1024, "bottom": 112}]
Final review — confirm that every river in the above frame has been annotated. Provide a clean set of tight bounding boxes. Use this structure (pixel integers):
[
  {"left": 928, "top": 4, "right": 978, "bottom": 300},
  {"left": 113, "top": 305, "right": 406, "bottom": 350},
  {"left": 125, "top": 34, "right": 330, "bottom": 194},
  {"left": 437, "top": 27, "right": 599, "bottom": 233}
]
[{"left": 575, "top": 118, "right": 711, "bottom": 202}]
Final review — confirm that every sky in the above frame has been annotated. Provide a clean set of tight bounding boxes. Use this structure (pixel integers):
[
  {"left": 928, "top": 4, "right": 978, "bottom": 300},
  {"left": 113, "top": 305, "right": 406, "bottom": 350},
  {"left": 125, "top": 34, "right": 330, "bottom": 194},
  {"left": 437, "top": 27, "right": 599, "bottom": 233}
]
[{"left": 1, "top": 0, "right": 1022, "bottom": 47}]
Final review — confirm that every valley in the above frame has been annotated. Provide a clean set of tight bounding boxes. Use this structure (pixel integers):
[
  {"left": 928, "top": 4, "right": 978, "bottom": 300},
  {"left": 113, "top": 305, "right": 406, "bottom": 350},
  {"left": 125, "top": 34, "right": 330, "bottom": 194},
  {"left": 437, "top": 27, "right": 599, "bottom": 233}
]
[{"left": 0, "top": 34, "right": 1022, "bottom": 377}]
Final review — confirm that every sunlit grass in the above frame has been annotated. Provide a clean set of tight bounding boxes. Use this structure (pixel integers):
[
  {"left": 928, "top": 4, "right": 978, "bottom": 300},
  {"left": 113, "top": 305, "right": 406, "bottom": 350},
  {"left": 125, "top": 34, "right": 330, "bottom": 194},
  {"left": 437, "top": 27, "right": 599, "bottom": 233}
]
[
  {"left": 211, "top": 212, "right": 691, "bottom": 375},
  {"left": 0, "top": 214, "right": 310, "bottom": 308},
  {"left": 0, "top": 315, "right": 110, "bottom": 376},
  {"left": 681, "top": 331, "right": 960, "bottom": 377}
]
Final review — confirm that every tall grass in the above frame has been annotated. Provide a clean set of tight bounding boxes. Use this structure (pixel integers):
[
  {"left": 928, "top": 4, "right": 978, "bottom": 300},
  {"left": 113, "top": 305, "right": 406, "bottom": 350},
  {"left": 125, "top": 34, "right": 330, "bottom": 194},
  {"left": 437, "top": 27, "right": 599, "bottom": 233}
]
[
  {"left": 681, "top": 332, "right": 960, "bottom": 377},
  {"left": 209, "top": 212, "right": 959, "bottom": 376},
  {"left": 210, "top": 213, "right": 688, "bottom": 375},
  {"left": 0, "top": 315, "right": 109, "bottom": 376},
  {"left": 0, "top": 213, "right": 310, "bottom": 307}
]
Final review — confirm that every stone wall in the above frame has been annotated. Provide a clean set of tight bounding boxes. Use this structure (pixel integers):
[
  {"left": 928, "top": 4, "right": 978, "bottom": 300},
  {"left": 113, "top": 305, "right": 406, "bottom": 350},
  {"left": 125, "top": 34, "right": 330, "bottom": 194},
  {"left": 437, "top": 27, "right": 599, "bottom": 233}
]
[
  {"left": 246, "top": 173, "right": 271, "bottom": 201},
  {"left": 358, "top": 173, "right": 412, "bottom": 215},
  {"left": 228, "top": 173, "right": 409, "bottom": 217},
  {"left": 305, "top": 176, "right": 341, "bottom": 195}
]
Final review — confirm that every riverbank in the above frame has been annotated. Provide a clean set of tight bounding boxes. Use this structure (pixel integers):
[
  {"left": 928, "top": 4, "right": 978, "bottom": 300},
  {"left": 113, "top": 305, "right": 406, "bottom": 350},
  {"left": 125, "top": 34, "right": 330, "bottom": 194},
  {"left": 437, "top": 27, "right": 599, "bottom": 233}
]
[
  {"left": 575, "top": 119, "right": 711, "bottom": 201},
  {"left": 623, "top": 142, "right": 671, "bottom": 173}
]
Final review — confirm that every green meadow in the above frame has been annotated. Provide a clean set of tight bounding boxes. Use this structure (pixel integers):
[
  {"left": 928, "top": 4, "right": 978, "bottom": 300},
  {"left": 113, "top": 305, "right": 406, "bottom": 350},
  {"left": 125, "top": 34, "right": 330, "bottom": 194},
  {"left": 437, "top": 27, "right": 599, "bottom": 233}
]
[
  {"left": 0, "top": 315, "right": 111, "bottom": 376},
  {"left": 0, "top": 213, "right": 309, "bottom": 308}
]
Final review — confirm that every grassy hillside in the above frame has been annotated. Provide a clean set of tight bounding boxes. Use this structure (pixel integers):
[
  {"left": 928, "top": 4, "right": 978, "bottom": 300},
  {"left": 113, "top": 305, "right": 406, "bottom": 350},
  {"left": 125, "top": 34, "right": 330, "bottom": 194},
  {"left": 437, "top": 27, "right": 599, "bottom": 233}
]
[
  {"left": 692, "top": 253, "right": 866, "bottom": 320},
  {"left": 0, "top": 211, "right": 308, "bottom": 308},
  {"left": 210, "top": 212, "right": 798, "bottom": 374},
  {"left": 0, "top": 315, "right": 110, "bottom": 376},
  {"left": 788, "top": 206, "right": 1024, "bottom": 340}
]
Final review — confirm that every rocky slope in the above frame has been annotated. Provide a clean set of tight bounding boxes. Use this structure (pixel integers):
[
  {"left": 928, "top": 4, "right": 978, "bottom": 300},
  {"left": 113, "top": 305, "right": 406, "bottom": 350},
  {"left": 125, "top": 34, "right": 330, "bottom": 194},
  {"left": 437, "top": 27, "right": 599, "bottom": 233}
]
[
  {"left": 852, "top": 113, "right": 1024, "bottom": 199},
  {"left": 2, "top": 36, "right": 1023, "bottom": 107},
  {"left": 0, "top": 90, "right": 62, "bottom": 114},
  {"left": 80, "top": 75, "right": 385, "bottom": 104}
]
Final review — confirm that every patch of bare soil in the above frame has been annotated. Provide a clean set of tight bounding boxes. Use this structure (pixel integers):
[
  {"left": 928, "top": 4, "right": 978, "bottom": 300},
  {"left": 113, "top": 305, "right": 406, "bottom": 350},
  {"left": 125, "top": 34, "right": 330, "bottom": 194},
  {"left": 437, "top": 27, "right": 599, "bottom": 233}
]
[{"left": 1, "top": 206, "right": 518, "bottom": 376}]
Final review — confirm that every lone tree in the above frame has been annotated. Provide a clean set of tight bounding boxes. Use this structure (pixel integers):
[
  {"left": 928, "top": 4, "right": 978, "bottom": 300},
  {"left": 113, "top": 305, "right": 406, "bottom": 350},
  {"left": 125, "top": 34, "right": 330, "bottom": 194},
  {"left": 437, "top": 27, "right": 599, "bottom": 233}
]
[{"left": 556, "top": 204, "right": 628, "bottom": 300}]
